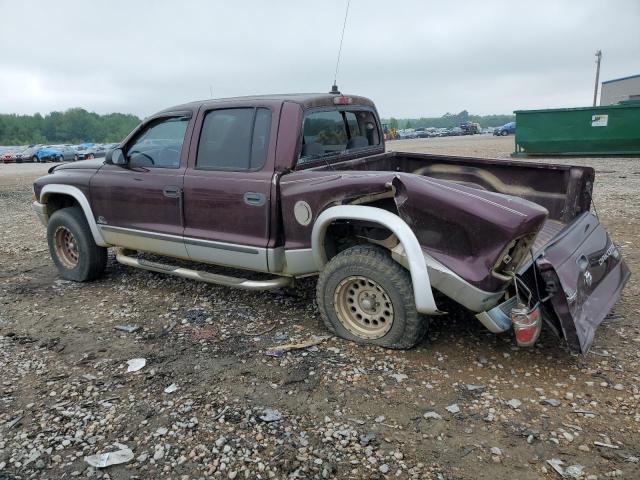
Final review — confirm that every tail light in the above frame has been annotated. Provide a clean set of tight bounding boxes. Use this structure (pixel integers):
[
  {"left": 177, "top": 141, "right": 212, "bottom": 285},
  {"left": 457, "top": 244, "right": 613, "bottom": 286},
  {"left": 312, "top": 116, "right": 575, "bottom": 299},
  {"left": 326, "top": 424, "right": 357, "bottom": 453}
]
[
  {"left": 333, "top": 95, "right": 353, "bottom": 105},
  {"left": 511, "top": 303, "right": 541, "bottom": 347}
]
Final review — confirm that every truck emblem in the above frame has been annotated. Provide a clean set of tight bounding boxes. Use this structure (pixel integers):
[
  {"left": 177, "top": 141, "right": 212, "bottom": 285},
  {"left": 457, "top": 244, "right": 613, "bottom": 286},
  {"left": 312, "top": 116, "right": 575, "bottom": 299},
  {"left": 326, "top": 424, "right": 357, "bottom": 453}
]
[
  {"left": 97, "top": 216, "right": 107, "bottom": 224},
  {"left": 584, "top": 270, "right": 593, "bottom": 287},
  {"left": 597, "top": 243, "right": 617, "bottom": 266}
]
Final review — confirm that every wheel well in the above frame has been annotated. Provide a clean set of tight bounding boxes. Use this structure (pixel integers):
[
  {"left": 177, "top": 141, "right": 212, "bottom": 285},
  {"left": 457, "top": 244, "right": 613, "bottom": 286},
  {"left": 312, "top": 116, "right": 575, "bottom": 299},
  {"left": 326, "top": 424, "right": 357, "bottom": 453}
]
[
  {"left": 323, "top": 220, "right": 398, "bottom": 261},
  {"left": 44, "top": 193, "right": 80, "bottom": 215}
]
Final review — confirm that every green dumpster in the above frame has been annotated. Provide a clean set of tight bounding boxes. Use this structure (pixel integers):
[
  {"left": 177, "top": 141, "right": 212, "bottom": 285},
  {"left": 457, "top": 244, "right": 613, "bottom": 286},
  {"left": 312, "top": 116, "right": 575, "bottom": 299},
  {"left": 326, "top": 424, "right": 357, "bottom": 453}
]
[{"left": 513, "top": 101, "right": 640, "bottom": 156}]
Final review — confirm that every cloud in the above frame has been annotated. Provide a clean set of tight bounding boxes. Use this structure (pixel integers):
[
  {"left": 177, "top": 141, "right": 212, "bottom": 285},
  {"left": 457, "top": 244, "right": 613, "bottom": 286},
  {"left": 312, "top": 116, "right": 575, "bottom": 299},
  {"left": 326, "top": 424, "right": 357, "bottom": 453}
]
[{"left": 0, "top": 0, "right": 638, "bottom": 118}]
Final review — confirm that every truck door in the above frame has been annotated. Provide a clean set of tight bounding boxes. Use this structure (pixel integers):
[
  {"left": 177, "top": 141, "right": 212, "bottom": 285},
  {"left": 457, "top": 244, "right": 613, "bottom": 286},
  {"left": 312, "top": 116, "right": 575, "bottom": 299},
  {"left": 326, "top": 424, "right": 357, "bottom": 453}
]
[
  {"left": 182, "top": 106, "right": 277, "bottom": 272},
  {"left": 90, "top": 113, "right": 193, "bottom": 258}
]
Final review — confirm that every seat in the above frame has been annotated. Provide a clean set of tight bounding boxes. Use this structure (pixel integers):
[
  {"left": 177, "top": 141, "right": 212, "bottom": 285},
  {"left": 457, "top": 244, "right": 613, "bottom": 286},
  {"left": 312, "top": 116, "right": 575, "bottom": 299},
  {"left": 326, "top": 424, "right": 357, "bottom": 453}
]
[
  {"left": 301, "top": 142, "right": 325, "bottom": 157},
  {"left": 346, "top": 136, "right": 369, "bottom": 149}
]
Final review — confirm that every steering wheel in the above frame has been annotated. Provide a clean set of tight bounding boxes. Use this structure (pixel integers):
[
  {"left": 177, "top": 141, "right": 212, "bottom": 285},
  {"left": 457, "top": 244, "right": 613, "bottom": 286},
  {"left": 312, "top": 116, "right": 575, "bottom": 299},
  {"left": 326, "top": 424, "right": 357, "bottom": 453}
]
[{"left": 128, "top": 150, "right": 155, "bottom": 165}]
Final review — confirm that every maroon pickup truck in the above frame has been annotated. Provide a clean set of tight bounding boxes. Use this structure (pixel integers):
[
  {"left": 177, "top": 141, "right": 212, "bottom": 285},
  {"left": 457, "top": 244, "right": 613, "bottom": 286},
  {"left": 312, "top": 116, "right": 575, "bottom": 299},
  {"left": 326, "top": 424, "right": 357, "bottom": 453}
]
[{"left": 32, "top": 93, "right": 629, "bottom": 353}]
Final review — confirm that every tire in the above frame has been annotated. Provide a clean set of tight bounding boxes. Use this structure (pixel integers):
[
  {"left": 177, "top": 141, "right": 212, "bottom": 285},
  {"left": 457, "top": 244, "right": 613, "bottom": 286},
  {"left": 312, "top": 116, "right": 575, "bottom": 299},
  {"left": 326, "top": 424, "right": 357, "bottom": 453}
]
[
  {"left": 500, "top": 129, "right": 509, "bottom": 136},
  {"left": 47, "top": 207, "right": 107, "bottom": 282},
  {"left": 74, "top": 155, "right": 78, "bottom": 162},
  {"left": 87, "top": 153, "right": 94, "bottom": 159},
  {"left": 32, "top": 155, "right": 38, "bottom": 163},
  {"left": 316, "top": 244, "right": 429, "bottom": 349}
]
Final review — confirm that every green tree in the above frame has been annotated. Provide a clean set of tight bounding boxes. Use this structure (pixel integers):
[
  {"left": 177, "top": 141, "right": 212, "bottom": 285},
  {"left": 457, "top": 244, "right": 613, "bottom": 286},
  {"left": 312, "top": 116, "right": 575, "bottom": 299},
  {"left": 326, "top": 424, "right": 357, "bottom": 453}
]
[
  {"left": 389, "top": 117, "right": 399, "bottom": 130},
  {"left": 0, "top": 109, "right": 141, "bottom": 145}
]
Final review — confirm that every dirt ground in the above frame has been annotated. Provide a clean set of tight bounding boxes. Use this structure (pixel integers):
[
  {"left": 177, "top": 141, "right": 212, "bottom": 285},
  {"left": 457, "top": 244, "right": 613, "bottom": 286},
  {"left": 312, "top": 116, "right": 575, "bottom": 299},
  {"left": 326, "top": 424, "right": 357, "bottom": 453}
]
[{"left": 1, "top": 135, "right": 638, "bottom": 480}]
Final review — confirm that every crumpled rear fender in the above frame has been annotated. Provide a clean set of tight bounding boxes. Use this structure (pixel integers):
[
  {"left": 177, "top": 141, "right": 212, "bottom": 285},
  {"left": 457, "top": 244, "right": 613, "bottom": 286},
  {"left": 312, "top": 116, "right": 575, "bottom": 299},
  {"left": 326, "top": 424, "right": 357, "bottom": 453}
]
[{"left": 391, "top": 175, "right": 548, "bottom": 291}]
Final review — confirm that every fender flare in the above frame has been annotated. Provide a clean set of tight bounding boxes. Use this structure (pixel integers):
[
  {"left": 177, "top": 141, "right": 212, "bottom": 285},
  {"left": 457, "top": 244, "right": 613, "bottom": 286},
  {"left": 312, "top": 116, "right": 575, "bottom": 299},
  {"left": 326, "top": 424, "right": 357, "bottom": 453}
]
[
  {"left": 40, "top": 184, "right": 109, "bottom": 247},
  {"left": 311, "top": 205, "right": 439, "bottom": 314}
]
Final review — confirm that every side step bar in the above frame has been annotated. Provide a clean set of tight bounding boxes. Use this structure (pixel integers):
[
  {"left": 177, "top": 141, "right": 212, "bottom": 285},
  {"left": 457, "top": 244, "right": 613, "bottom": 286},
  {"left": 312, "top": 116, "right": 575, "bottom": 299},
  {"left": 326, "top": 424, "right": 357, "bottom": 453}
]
[{"left": 115, "top": 248, "right": 292, "bottom": 291}]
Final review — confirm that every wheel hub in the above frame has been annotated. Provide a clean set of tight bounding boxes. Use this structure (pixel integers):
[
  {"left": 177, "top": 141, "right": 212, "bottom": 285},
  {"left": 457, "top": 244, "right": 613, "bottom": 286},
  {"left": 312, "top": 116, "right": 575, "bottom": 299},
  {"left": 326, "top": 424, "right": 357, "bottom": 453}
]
[
  {"left": 334, "top": 275, "right": 394, "bottom": 339},
  {"left": 54, "top": 226, "right": 79, "bottom": 269}
]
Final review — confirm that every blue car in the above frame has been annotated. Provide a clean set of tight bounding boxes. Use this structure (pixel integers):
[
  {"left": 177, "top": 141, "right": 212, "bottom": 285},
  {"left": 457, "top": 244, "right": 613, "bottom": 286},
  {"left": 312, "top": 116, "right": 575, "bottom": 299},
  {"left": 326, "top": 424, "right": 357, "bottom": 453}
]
[
  {"left": 36, "top": 146, "right": 63, "bottom": 163},
  {"left": 494, "top": 122, "right": 516, "bottom": 136}
]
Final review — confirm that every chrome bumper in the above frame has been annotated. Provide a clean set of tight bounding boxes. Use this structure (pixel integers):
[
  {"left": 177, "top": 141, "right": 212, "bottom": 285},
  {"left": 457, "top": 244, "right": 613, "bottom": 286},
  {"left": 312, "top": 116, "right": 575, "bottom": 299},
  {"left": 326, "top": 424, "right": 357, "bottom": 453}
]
[{"left": 32, "top": 201, "right": 48, "bottom": 226}]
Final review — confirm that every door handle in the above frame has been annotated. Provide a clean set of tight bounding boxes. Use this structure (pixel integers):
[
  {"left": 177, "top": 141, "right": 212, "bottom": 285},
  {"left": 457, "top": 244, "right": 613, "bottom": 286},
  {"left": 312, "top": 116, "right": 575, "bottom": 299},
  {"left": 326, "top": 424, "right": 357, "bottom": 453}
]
[
  {"left": 243, "top": 192, "right": 266, "bottom": 206},
  {"left": 163, "top": 186, "right": 181, "bottom": 198}
]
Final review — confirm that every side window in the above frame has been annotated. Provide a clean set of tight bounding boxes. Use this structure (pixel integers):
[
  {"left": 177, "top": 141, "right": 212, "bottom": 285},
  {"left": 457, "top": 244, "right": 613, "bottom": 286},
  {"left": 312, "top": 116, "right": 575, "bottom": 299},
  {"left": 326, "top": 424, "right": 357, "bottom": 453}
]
[
  {"left": 301, "top": 110, "right": 347, "bottom": 158},
  {"left": 196, "top": 108, "right": 271, "bottom": 171},
  {"left": 299, "top": 109, "right": 381, "bottom": 164},
  {"left": 127, "top": 116, "right": 189, "bottom": 169}
]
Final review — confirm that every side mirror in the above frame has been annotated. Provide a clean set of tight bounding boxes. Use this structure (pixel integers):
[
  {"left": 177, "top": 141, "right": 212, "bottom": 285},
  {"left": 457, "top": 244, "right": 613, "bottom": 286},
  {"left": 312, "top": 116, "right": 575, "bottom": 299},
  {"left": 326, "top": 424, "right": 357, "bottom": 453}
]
[{"left": 106, "top": 148, "right": 127, "bottom": 165}]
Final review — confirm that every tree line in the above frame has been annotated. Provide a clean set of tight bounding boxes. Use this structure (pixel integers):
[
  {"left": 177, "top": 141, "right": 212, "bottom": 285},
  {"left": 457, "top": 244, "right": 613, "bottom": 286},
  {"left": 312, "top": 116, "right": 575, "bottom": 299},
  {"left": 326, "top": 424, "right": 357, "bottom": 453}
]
[
  {"left": 382, "top": 110, "right": 515, "bottom": 130},
  {"left": 0, "top": 108, "right": 142, "bottom": 145}
]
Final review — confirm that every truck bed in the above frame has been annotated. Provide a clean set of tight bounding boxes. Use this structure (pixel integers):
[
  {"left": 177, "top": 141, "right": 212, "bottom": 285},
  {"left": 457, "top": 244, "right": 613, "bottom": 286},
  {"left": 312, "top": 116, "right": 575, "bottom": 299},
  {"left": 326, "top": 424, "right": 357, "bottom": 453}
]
[{"left": 324, "top": 151, "right": 595, "bottom": 225}]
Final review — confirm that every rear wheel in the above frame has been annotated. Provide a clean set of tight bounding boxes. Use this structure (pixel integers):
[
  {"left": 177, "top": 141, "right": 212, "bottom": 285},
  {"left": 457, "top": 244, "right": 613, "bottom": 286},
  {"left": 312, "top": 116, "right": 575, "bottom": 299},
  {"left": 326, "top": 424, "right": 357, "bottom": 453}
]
[
  {"left": 87, "top": 153, "right": 94, "bottom": 159},
  {"left": 316, "top": 244, "right": 429, "bottom": 349},
  {"left": 47, "top": 207, "right": 107, "bottom": 281},
  {"left": 31, "top": 155, "right": 38, "bottom": 163}
]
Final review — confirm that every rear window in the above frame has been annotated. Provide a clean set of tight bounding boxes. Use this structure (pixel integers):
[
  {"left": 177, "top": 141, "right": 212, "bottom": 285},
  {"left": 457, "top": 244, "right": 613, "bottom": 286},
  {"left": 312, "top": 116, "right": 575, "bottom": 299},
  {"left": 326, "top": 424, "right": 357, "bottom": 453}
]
[
  {"left": 196, "top": 108, "right": 271, "bottom": 171},
  {"left": 299, "top": 108, "right": 380, "bottom": 164}
]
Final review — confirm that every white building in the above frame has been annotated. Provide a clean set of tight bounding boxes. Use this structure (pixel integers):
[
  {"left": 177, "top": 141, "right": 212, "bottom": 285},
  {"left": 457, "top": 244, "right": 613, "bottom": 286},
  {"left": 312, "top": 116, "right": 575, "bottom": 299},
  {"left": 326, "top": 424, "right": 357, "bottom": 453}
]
[{"left": 600, "top": 74, "right": 640, "bottom": 106}]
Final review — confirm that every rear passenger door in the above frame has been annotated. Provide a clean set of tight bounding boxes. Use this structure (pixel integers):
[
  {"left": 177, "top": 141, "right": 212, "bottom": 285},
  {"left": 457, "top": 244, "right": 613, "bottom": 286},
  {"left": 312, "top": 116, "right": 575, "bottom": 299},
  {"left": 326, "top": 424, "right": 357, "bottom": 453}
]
[{"left": 182, "top": 106, "right": 275, "bottom": 272}]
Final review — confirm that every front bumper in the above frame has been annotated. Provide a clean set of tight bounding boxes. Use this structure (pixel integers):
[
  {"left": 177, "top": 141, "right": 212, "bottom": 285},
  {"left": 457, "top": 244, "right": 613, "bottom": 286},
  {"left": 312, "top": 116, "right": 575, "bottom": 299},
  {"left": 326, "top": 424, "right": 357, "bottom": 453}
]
[{"left": 32, "top": 201, "right": 48, "bottom": 226}]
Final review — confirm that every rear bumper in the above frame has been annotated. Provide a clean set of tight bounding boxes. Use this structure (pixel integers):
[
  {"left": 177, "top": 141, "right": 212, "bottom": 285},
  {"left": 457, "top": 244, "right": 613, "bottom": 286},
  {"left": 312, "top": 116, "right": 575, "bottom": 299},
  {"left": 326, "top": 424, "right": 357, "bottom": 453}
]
[{"left": 32, "top": 201, "right": 48, "bottom": 226}]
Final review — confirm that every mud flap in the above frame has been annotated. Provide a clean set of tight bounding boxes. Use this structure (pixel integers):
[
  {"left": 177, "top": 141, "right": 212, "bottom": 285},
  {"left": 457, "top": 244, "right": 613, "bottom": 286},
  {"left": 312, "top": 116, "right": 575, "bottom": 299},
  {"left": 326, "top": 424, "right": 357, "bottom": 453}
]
[{"left": 535, "top": 213, "right": 630, "bottom": 354}]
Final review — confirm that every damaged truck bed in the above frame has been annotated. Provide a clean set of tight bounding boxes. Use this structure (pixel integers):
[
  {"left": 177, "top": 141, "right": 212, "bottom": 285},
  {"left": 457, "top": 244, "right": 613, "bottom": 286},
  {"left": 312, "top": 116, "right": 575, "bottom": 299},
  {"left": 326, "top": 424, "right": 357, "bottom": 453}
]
[{"left": 32, "top": 92, "right": 629, "bottom": 354}]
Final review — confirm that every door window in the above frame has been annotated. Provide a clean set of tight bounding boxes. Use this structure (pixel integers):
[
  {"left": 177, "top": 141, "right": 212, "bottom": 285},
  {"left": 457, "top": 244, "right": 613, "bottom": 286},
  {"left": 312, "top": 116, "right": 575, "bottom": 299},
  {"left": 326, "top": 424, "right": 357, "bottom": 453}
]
[
  {"left": 127, "top": 116, "right": 189, "bottom": 168},
  {"left": 196, "top": 108, "right": 272, "bottom": 171}
]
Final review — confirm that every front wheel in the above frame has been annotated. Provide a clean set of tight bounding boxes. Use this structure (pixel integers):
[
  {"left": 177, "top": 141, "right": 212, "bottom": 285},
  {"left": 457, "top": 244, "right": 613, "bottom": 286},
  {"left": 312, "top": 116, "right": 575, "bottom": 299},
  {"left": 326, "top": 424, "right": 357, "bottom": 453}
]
[
  {"left": 47, "top": 207, "right": 108, "bottom": 281},
  {"left": 500, "top": 129, "right": 509, "bottom": 136},
  {"left": 316, "top": 245, "right": 429, "bottom": 349}
]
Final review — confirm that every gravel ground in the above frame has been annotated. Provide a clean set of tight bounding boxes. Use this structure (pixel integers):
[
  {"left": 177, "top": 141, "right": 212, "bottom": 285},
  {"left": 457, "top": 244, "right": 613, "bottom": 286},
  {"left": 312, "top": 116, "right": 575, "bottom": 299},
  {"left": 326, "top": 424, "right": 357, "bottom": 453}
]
[{"left": 1, "top": 135, "right": 639, "bottom": 480}]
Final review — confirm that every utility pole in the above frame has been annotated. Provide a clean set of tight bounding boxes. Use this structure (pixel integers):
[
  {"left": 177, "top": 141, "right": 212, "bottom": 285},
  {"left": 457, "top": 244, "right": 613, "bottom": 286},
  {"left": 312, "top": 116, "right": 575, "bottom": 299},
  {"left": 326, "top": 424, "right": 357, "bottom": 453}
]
[{"left": 593, "top": 50, "right": 602, "bottom": 107}]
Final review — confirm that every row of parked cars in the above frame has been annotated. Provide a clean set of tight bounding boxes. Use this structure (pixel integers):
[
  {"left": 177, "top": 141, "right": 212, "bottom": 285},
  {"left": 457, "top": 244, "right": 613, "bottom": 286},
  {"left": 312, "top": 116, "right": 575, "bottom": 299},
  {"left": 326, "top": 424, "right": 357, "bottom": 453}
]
[
  {"left": 390, "top": 122, "right": 517, "bottom": 140},
  {"left": 395, "top": 123, "right": 484, "bottom": 139},
  {"left": 0, "top": 143, "right": 118, "bottom": 164}
]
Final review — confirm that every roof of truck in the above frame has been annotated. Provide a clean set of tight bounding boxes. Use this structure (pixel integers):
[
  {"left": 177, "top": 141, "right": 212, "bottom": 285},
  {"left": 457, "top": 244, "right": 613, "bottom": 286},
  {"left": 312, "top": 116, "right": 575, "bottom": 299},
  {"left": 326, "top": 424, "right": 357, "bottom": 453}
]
[{"left": 158, "top": 93, "right": 376, "bottom": 115}]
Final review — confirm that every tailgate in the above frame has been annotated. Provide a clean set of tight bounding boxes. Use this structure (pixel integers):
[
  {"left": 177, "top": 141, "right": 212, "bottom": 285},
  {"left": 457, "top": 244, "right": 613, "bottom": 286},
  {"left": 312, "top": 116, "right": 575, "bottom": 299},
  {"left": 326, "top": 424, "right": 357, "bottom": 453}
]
[{"left": 535, "top": 212, "right": 630, "bottom": 353}]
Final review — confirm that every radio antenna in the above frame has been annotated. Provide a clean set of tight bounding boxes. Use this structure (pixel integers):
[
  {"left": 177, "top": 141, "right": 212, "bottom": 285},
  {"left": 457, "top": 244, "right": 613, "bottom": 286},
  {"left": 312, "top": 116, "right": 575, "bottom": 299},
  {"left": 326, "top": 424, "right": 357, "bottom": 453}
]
[{"left": 331, "top": 0, "right": 351, "bottom": 94}]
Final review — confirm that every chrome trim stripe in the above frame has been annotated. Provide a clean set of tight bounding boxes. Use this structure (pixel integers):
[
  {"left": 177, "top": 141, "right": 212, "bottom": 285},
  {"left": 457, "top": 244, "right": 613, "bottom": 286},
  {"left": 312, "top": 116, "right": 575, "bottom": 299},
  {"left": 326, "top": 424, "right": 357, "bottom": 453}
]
[
  {"left": 312, "top": 205, "right": 441, "bottom": 315},
  {"left": 183, "top": 237, "right": 259, "bottom": 254},
  {"left": 99, "top": 225, "right": 260, "bottom": 254}
]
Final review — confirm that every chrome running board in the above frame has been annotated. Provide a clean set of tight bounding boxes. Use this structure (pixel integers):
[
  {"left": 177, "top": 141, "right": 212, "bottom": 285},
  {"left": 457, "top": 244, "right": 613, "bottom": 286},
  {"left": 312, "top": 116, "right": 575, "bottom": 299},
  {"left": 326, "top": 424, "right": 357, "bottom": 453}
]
[{"left": 115, "top": 248, "right": 292, "bottom": 291}]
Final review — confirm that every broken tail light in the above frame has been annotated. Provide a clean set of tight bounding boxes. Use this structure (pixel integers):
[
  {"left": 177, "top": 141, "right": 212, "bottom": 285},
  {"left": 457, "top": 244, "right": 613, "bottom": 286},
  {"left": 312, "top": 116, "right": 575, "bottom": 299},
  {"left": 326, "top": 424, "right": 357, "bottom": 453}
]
[{"left": 511, "top": 303, "right": 541, "bottom": 347}]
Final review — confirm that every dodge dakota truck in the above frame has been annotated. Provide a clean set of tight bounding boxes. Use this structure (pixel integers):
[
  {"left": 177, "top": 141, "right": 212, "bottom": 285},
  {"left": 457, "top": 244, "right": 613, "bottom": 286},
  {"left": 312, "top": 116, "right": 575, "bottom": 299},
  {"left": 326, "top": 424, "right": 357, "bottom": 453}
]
[{"left": 32, "top": 92, "right": 629, "bottom": 353}]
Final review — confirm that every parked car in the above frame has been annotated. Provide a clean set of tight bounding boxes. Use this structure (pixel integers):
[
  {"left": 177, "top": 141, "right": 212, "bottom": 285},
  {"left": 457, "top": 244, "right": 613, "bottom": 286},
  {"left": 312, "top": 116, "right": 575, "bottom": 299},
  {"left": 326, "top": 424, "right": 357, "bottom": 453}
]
[
  {"left": 494, "top": 122, "right": 516, "bottom": 136},
  {"left": 36, "top": 146, "right": 64, "bottom": 163},
  {"left": 53, "top": 145, "right": 80, "bottom": 162},
  {"left": 460, "top": 122, "right": 481, "bottom": 135},
  {"left": 1, "top": 148, "right": 23, "bottom": 164},
  {"left": 74, "top": 144, "right": 97, "bottom": 160},
  {"left": 16, "top": 145, "right": 43, "bottom": 163},
  {"left": 31, "top": 92, "right": 628, "bottom": 354}
]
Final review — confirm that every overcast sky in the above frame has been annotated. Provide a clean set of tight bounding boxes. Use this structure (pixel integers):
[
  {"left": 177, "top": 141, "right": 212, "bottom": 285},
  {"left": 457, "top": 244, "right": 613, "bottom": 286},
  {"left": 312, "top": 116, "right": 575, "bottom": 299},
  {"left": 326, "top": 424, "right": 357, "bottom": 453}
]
[{"left": 1, "top": 0, "right": 638, "bottom": 118}]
